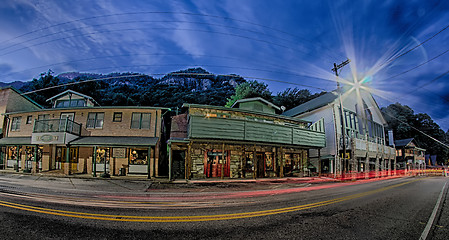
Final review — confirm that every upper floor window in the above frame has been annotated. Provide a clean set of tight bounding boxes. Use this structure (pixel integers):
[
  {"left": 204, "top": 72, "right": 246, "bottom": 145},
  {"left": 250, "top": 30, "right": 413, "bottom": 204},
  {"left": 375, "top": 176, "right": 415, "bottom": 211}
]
[
  {"left": 26, "top": 115, "right": 33, "bottom": 124},
  {"left": 113, "top": 112, "right": 122, "bottom": 122},
  {"left": 55, "top": 99, "right": 86, "bottom": 108},
  {"left": 86, "top": 112, "right": 104, "bottom": 129},
  {"left": 11, "top": 117, "right": 21, "bottom": 131},
  {"left": 131, "top": 113, "right": 151, "bottom": 129}
]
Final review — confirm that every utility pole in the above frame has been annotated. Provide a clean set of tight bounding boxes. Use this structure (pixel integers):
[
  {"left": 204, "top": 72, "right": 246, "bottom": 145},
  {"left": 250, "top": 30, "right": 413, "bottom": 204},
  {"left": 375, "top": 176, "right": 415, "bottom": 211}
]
[{"left": 332, "top": 59, "right": 350, "bottom": 176}]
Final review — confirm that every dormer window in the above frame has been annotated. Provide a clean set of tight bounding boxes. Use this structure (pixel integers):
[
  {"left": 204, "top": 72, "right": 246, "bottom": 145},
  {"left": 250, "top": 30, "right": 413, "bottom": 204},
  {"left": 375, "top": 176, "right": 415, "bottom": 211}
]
[
  {"left": 47, "top": 90, "right": 100, "bottom": 108},
  {"left": 55, "top": 99, "right": 86, "bottom": 108}
]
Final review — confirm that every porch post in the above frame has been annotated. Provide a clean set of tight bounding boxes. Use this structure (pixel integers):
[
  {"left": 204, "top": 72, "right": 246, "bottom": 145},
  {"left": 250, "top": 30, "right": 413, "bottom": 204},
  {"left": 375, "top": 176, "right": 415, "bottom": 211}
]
[
  {"left": 66, "top": 145, "right": 70, "bottom": 175},
  {"left": 253, "top": 145, "right": 256, "bottom": 179},
  {"left": 16, "top": 145, "right": 19, "bottom": 172},
  {"left": 147, "top": 146, "right": 151, "bottom": 179},
  {"left": 34, "top": 145, "right": 38, "bottom": 173},
  {"left": 318, "top": 148, "right": 321, "bottom": 177},
  {"left": 280, "top": 147, "right": 284, "bottom": 178},
  {"left": 221, "top": 142, "right": 225, "bottom": 180},
  {"left": 168, "top": 143, "right": 172, "bottom": 181},
  {"left": 93, "top": 146, "right": 97, "bottom": 177}
]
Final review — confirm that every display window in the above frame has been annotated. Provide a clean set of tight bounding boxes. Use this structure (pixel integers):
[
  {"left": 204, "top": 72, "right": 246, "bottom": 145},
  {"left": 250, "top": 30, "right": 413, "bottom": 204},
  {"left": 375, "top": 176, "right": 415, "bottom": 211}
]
[
  {"left": 204, "top": 150, "right": 230, "bottom": 178},
  {"left": 7, "top": 146, "right": 20, "bottom": 160},
  {"left": 129, "top": 149, "right": 148, "bottom": 165},
  {"left": 96, "top": 148, "right": 110, "bottom": 164}
]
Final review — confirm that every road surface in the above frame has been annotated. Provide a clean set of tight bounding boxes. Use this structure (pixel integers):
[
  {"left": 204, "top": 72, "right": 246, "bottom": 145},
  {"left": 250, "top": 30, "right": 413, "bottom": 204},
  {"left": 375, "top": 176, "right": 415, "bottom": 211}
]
[{"left": 0, "top": 175, "right": 447, "bottom": 239}]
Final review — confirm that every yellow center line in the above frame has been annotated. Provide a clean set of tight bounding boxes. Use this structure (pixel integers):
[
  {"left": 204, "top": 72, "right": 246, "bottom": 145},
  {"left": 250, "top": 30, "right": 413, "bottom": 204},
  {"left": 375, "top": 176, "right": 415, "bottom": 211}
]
[{"left": 0, "top": 178, "right": 420, "bottom": 222}]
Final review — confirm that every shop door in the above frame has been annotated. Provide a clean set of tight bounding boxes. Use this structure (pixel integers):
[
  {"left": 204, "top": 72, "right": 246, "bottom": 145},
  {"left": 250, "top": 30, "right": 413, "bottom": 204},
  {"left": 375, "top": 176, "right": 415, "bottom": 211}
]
[
  {"left": 95, "top": 148, "right": 110, "bottom": 173},
  {"left": 205, "top": 151, "right": 230, "bottom": 178},
  {"left": 256, "top": 153, "right": 265, "bottom": 178},
  {"left": 172, "top": 150, "right": 185, "bottom": 179},
  {"left": 57, "top": 147, "right": 79, "bottom": 172}
]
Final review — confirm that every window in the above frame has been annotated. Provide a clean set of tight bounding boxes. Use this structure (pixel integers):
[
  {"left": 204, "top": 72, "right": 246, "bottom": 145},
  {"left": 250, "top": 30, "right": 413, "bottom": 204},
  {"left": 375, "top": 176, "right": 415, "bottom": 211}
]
[
  {"left": 55, "top": 99, "right": 86, "bottom": 108},
  {"left": 26, "top": 115, "right": 33, "bottom": 124},
  {"left": 129, "top": 149, "right": 148, "bottom": 165},
  {"left": 113, "top": 112, "right": 122, "bottom": 122},
  {"left": 11, "top": 117, "right": 21, "bottom": 131},
  {"left": 131, "top": 113, "right": 151, "bottom": 129},
  {"left": 86, "top": 112, "right": 104, "bottom": 129}
]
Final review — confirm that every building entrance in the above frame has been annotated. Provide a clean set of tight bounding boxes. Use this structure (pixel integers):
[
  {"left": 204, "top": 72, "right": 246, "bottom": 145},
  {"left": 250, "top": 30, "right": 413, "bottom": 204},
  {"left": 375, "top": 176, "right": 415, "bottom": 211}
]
[{"left": 205, "top": 150, "right": 230, "bottom": 178}]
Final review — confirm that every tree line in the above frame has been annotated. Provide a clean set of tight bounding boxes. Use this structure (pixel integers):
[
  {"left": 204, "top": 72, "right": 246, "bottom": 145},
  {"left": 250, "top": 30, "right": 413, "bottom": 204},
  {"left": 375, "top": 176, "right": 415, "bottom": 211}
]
[{"left": 20, "top": 68, "right": 449, "bottom": 165}]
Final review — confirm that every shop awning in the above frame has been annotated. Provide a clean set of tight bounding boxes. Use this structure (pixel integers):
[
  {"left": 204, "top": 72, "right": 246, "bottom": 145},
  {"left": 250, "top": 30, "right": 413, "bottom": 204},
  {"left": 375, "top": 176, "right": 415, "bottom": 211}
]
[
  {"left": 69, "top": 136, "right": 159, "bottom": 147},
  {"left": 0, "top": 137, "right": 32, "bottom": 145}
]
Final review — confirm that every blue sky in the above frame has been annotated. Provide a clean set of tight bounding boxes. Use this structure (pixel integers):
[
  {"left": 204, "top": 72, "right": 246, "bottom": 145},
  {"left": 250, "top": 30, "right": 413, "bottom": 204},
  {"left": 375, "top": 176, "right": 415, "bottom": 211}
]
[{"left": 1, "top": 0, "right": 449, "bottom": 130}]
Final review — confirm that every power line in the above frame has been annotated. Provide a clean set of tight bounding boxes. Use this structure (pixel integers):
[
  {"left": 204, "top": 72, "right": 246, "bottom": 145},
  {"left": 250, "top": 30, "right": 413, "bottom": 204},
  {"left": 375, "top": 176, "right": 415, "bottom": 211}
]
[
  {"left": 1, "top": 11, "right": 343, "bottom": 60},
  {"left": 382, "top": 110, "right": 449, "bottom": 150},
  {"left": 382, "top": 47, "right": 449, "bottom": 81},
  {"left": 380, "top": 23, "right": 449, "bottom": 67}
]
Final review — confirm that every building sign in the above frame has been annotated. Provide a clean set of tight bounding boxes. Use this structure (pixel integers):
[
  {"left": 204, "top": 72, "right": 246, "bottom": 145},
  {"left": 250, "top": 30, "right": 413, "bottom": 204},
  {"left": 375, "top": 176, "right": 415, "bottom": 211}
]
[
  {"left": 112, "top": 148, "right": 126, "bottom": 158},
  {"left": 37, "top": 134, "right": 59, "bottom": 142}
]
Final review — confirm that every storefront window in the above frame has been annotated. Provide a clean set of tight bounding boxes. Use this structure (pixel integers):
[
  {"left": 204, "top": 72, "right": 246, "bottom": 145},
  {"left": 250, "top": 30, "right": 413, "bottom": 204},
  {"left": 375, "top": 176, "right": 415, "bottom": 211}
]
[
  {"left": 243, "top": 152, "right": 254, "bottom": 177},
  {"left": 265, "top": 152, "right": 274, "bottom": 171},
  {"left": 284, "top": 153, "right": 303, "bottom": 176},
  {"left": 129, "top": 149, "right": 148, "bottom": 165},
  {"left": 7, "top": 146, "right": 19, "bottom": 160},
  {"left": 96, "top": 148, "right": 110, "bottom": 164}
]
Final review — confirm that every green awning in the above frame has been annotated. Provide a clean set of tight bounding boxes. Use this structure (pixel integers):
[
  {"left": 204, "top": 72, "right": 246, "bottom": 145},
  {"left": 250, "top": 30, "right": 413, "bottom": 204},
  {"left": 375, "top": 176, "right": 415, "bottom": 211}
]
[
  {"left": 0, "top": 137, "right": 32, "bottom": 145},
  {"left": 69, "top": 136, "right": 159, "bottom": 147}
]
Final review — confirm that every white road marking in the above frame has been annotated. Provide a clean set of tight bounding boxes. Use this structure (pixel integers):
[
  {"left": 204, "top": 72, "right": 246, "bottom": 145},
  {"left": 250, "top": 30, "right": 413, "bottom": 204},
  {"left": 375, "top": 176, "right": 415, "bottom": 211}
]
[{"left": 420, "top": 181, "right": 447, "bottom": 240}]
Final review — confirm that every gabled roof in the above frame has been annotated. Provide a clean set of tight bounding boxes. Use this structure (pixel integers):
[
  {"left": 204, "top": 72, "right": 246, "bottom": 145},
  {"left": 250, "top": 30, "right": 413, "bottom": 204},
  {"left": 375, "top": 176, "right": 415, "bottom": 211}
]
[
  {"left": 47, "top": 89, "right": 94, "bottom": 102},
  {"left": 46, "top": 89, "right": 100, "bottom": 106},
  {"left": 231, "top": 97, "right": 281, "bottom": 111},
  {"left": 1, "top": 87, "right": 43, "bottom": 109},
  {"left": 283, "top": 91, "right": 337, "bottom": 117},
  {"left": 394, "top": 138, "right": 414, "bottom": 147}
]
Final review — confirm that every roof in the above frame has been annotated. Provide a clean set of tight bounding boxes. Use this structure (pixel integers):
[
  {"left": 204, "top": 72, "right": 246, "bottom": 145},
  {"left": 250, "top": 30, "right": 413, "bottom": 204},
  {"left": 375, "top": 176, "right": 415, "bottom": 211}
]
[
  {"left": 69, "top": 136, "right": 159, "bottom": 147},
  {"left": 231, "top": 97, "right": 281, "bottom": 111},
  {"left": 46, "top": 89, "right": 100, "bottom": 106},
  {"left": 1, "top": 87, "right": 43, "bottom": 109},
  {"left": 283, "top": 91, "right": 337, "bottom": 117},
  {"left": 182, "top": 103, "right": 311, "bottom": 125},
  {"left": 394, "top": 138, "right": 414, "bottom": 147},
  {"left": 0, "top": 137, "right": 32, "bottom": 145}
]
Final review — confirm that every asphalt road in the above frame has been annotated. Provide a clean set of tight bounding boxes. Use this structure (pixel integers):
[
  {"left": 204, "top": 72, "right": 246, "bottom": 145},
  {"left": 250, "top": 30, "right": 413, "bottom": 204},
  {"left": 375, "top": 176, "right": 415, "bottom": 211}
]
[{"left": 0, "top": 175, "right": 448, "bottom": 240}]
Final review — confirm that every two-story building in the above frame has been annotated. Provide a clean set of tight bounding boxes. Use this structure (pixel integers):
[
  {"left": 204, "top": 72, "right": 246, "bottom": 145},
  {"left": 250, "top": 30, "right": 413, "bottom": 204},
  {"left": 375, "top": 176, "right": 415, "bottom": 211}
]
[
  {"left": 168, "top": 97, "right": 326, "bottom": 180},
  {"left": 283, "top": 88, "right": 396, "bottom": 178},
  {"left": 0, "top": 90, "right": 170, "bottom": 178},
  {"left": 394, "top": 138, "right": 426, "bottom": 171},
  {"left": 0, "top": 87, "right": 43, "bottom": 169}
]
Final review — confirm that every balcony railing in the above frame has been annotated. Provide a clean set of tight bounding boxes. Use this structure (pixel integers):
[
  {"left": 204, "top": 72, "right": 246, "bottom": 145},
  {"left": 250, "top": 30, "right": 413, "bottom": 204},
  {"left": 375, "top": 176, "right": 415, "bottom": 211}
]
[{"left": 33, "top": 119, "right": 81, "bottom": 135}]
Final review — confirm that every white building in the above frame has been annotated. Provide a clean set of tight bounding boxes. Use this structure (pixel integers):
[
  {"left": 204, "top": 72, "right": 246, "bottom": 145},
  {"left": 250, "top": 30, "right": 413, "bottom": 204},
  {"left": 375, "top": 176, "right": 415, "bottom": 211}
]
[{"left": 283, "top": 88, "right": 396, "bottom": 177}]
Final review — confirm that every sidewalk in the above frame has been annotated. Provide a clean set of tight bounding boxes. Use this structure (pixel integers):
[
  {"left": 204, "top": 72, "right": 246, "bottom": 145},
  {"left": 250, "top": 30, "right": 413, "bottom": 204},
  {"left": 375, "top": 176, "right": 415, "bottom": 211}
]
[{"left": 0, "top": 169, "right": 406, "bottom": 196}]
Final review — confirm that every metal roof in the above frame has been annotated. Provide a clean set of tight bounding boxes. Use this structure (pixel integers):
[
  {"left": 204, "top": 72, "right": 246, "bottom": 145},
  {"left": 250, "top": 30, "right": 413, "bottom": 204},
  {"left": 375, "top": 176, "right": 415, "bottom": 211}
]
[
  {"left": 282, "top": 91, "right": 337, "bottom": 117},
  {"left": 0, "top": 137, "right": 32, "bottom": 145},
  {"left": 69, "top": 136, "right": 159, "bottom": 147},
  {"left": 231, "top": 97, "right": 281, "bottom": 111}
]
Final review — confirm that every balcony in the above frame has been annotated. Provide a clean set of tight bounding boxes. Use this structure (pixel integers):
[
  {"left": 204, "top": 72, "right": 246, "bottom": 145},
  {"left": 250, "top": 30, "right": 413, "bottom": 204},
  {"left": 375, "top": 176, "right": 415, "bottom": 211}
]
[{"left": 32, "top": 119, "right": 82, "bottom": 145}]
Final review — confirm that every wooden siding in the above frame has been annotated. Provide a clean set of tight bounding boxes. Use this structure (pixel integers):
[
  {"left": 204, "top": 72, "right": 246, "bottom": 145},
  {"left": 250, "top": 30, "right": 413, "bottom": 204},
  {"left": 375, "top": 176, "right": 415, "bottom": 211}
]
[{"left": 189, "top": 116, "right": 325, "bottom": 148}]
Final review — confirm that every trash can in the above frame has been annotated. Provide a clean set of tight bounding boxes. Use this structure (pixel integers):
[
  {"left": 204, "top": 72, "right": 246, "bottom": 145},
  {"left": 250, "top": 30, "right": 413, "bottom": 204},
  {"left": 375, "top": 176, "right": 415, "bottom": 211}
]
[
  {"left": 13, "top": 164, "right": 18, "bottom": 171},
  {"left": 119, "top": 168, "right": 126, "bottom": 176}
]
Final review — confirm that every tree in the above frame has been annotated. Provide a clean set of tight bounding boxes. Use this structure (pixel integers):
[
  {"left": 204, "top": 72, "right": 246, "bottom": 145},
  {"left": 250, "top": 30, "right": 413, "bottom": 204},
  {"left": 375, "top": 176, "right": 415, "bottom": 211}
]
[
  {"left": 225, "top": 80, "right": 272, "bottom": 107},
  {"left": 381, "top": 103, "right": 449, "bottom": 164},
  {"left": 273, "top": 88, "right": 326, "bottom": 111},
  {"left": 19, "top": 69, "right": 61, "bottom": 107}
]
